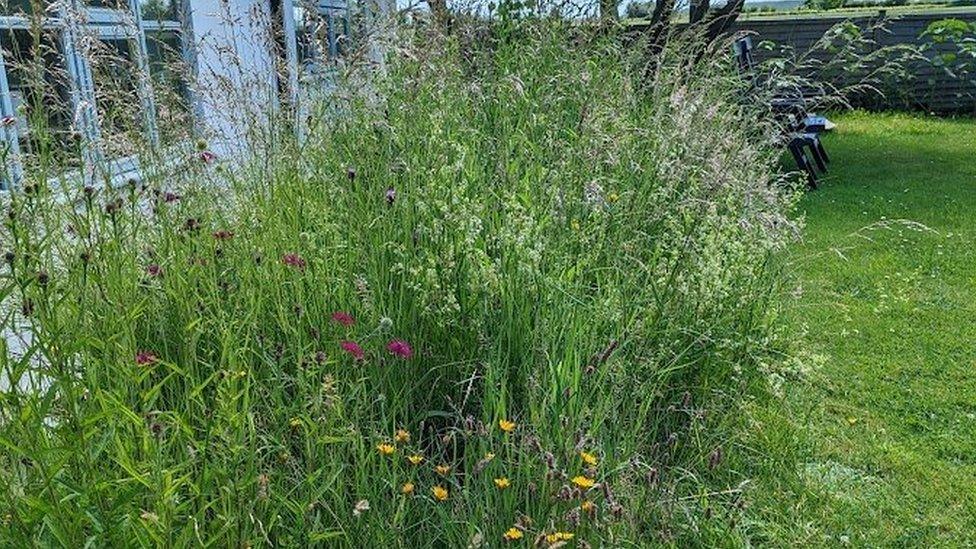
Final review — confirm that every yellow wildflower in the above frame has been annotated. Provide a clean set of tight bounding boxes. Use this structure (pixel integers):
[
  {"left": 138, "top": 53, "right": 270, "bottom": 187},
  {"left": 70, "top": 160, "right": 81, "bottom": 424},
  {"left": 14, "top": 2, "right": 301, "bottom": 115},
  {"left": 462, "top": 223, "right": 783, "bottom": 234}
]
[
  {"left": 498, "top": 419, "right": 516, "bottom": 433},
  {"left": 581, "top": 500, "right": 595, "bottom": 513},
  {"left": 545, "top": 532, "right": 575, "bottom": 543},
  {"left": 494, "top": 477, "right": 511, "bottom": 490},
  {"left": 395, "top": 429, "right": 411, "bottom": 444},
  {"left": 432, "top": 485, "right": 449, "bottom": 501},
  {"left": 401, "top": 482, "right": 415, "bottom": 495},
  {"left": 407, "top": 454, "right": 424, "bottom": 466},
  {"left": 607, "top": 192, "right": 619, "bottom": 203},
  {"left": 580, "top": 451, "right": 598, "bottom": 466},
  {"left": 484, "top": 452, "right": 496, "bottom": 461},
  {"left": 503, "top": 527, "right": 524, "bottom": 541},
  {"left": 571, "top": 475, "right": 595, "bottom": 489},
  {"left": 435, "top": 464, "right": 451, "bottom": 476},
  {"left": 289, "top": 418, "right": 302, "bottom": 429},
  {"left": 377, "top": 443, "right": 396, "bottom": 456}
]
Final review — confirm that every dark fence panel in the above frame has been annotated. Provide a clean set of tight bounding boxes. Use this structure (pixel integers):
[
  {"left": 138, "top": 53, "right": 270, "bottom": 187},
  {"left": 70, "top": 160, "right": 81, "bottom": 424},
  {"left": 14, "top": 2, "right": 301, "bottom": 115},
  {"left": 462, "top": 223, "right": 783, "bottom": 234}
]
[
  {"left": 627, "top": 9, "right": 976, "bottom": 112},
  {"left": 733, "top": 10, "right": 976, "bottom": 112}
]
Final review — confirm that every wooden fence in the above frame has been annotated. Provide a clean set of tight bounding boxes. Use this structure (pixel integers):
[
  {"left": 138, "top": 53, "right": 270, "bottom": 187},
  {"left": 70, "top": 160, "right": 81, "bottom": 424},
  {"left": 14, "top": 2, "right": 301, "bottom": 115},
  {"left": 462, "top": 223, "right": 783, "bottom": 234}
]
[
  {"left": 733, "top": 9, "right": 976, "bottom": 112},
  {"left": 628, "top": 8, "right": 976, "bottom": 112}
]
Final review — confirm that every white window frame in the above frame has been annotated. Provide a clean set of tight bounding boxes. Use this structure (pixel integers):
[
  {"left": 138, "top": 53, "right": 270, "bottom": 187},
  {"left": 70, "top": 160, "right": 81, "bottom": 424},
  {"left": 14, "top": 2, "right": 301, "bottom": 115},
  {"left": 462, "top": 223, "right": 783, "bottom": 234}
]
[{"left": 0, "top": 0, "right": 171, "bottom": 187}]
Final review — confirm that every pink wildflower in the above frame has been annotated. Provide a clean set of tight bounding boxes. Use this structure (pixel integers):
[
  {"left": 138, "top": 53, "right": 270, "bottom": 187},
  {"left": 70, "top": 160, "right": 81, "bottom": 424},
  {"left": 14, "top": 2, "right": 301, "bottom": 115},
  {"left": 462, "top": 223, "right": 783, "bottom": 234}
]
[
  {"left": 340, "top": 341, "right": 364, "bottom": 361},
  {"left": 146, "top": 264, "right": 163, "bottom": 278},
  {"left": 331, "top": 311, "right": 355, "bottom": 327},
  {"left": 199, "top": 150, "right": 217, "bottom": 164},
  {"left": 386, "top": 339, "right": 413, "bottom": 359},
  {"left": 281, "top": 253, "right": 306, "bottom": 271},
  {"left": 135, "top": 351, "right": 158, "bottom": 366}
]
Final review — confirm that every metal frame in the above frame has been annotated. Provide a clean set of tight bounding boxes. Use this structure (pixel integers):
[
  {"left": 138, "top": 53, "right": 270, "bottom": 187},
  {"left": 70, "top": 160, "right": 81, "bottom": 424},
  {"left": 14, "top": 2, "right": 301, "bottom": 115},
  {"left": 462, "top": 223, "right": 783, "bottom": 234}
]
[
  {"left": 0, "top": 51, "right": 23, "bottom": 188},
  {"left": 0, "top": 0, "right": 360, "bottom": 188},
  {"left": 0, "top": 0, "right": 176, "bottom": 186}
]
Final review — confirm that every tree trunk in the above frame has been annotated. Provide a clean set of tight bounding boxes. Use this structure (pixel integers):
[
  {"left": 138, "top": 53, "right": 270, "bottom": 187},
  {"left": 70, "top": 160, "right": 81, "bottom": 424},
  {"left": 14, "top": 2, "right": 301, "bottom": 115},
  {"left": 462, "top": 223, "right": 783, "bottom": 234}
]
[
  {"left": 600, "top": 0, "right": 619, "bottom": 21},
  {"left": 703, "top": 0, "right": 745, "bottom": 41},
  {"left": 689, "top": 0, "right": 710, "bottom": 24},
  {"left": 641, "top": 0, "right": 676, "bottom": 81},
  {"left": 427, "top": 0, "right": 451, "bottom": 32}
]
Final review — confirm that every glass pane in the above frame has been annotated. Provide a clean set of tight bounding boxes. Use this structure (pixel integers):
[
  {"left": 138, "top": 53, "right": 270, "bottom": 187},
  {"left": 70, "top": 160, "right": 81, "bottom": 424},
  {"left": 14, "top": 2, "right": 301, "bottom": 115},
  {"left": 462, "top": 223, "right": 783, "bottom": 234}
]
[
  {"left": 85, "top": 0, "right": 129, "bottom": 9},
  {"left": 0, "top": 0, "right": 52, "bottom": 16},
  {"left": 89, "top": 37, "right": 145, "bottom": 158},
  {"left": 140, "top": 0, "right": 177, "bottom": 21},
  {"left": 145, "top": 29, "right": 190, "bottom": 145},
  {"left": 0, "top": 27, "right": 80, "bottom": 168},
  {"left": 293, "top": 2, "right": 350, "bottom": 70}
]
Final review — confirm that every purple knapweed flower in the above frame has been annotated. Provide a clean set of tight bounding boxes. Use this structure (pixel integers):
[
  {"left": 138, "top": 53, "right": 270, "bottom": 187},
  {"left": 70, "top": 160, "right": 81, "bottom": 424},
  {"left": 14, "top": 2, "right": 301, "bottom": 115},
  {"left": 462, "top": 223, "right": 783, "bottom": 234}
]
[
  {"left": 135, "top": 351, "right": 158, "bottom": 366},
  {"left": 340, "top": 341, "right": 364, "bottom": 361},
  {"left": 386, "top": 339, "right": 413, "bottom": 359},
  {"left": 331, "top": 311, "right": 355, "bottom": 327},
  {"left": 281, "top": 253, "right": 306, "bottom": 271}
]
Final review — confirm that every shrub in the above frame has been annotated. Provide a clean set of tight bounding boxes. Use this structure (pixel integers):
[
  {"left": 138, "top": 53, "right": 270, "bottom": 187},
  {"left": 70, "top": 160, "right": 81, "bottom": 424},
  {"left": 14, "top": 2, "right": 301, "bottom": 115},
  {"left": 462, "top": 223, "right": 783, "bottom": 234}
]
[{"left": 0, "top": 19, "right": 797, "bottom": 547}]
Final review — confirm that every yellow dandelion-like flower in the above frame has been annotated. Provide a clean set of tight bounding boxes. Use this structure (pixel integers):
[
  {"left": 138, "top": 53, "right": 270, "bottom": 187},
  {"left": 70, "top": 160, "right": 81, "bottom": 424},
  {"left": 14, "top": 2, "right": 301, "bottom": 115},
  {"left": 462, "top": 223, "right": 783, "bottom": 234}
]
[
  {"left": 580, "top": 451, "right": 598, "bottom": 466},
  {"left": 571, "top": 475, "right": 595, "bottom": 489},
  {"left": 289, "top": 417, "right": 301, "bottom": 429},
  {"left": 401, "top": 482, "right": 415, "bottom": 495},
  {"left": 493, "top": 477, "right": 511, "bottom": 490},
  {"left": 545, "top": 532, "right": 575, "bottom": 543},
  {"left": 432, "top": 485, "right": 449, "bottom": 501},
  {"left": 503, "top": 527, "right": 523, "bottom": 541},
  {"left": 607, "top": 192, "right": 619, "bottom": 203},
  {"left": 407, "top": 454, "right": 424, "bottom": 466},
  {"left": 395, "top": 429, "right": 411, "bottom": 444},
  {"left": 377, "top": 443, "right": 396, "bottom": 456},
  {"left": 498, "top": 419, "right": 516, "bottom": 433},
  {"left": 581, "top": 500, "right": 595, "bottom": 513},
  {"left": 435, "top": 464, "right": 451, "bottom": 476}
]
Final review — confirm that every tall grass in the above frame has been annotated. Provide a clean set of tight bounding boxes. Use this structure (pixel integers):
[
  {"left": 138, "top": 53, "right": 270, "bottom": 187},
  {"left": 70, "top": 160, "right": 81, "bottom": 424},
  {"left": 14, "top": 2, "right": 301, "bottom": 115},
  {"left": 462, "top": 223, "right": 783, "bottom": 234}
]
[{"left": 0, "top": 16, "right": 798, "bottom": 547}]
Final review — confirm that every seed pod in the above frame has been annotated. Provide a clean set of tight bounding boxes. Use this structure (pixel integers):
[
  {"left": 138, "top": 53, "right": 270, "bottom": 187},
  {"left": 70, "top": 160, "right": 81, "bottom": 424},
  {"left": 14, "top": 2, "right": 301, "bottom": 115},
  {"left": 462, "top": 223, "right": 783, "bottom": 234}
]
[
  {"left": 646, "top": 467, "right": 659, "bottom": 486},
  {"left": 708, "top": 447, "right": 723, "bottom": 470}
]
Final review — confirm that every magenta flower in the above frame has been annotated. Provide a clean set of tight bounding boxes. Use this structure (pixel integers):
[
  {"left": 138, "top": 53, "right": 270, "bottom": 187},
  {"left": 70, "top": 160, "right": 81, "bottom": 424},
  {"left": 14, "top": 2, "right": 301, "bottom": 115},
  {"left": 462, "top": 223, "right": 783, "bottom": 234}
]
[
  {"left": 281, "top": 253, "right": 306, "bottom": 271},
  {"left": 386, "top": 339, "right": 413, "bottom": 359},
  {"left": 212, "top": 230, "right": 234, "bottom": 241},
  {"left": 199, "top": 150, "right": 217, "bottom": 164},
  {"left": 135, "top": 351, "right": 158, "bottom": 366},
  {"left": 340, "top": 341, "right": 364, "bottom": 361},
  {"left": 146, "top": 264, "right": 163, "bottom": 278},
  {"left": 331, "top": 311, "right": 355, "bottom": 327}
]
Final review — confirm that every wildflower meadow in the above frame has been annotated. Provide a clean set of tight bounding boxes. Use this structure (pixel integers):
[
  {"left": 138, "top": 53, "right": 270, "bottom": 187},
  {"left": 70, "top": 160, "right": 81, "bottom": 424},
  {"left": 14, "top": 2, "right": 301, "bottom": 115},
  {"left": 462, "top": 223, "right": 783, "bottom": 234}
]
[{"left": 0, "top": 17, "right": 801, "bottom": 548}]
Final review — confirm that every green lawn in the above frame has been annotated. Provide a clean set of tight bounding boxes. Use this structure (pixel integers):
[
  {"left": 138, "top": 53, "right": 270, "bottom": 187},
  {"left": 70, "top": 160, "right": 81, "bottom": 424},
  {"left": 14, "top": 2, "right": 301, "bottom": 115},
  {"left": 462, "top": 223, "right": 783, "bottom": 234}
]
[{"left": 744, "top": 112, "right": 976, "bottom": 546}]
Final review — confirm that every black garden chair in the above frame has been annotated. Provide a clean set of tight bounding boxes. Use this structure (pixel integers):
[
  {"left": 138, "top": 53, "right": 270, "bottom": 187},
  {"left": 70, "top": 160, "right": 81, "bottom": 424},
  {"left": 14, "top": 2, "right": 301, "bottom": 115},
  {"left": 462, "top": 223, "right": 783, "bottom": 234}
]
[{"left": 734, "top": 36, "right": 832, "bottom": 189}]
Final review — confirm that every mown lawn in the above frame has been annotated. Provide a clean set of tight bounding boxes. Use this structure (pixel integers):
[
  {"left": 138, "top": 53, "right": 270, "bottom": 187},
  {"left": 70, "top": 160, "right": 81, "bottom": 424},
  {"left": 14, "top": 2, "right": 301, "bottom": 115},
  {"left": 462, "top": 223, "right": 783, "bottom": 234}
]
[{"left": 743, "top": 112, "right": 976, "bottom": 546}]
